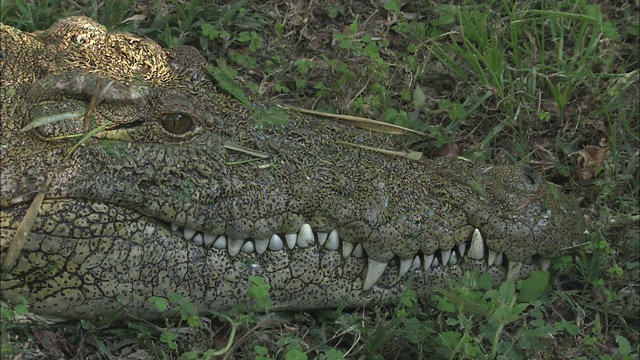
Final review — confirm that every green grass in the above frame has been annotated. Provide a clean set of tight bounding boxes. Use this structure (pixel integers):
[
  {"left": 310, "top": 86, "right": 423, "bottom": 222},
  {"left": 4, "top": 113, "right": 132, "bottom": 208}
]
[{"left": 1, "top": 0, "right": 638, "bottom": 359}]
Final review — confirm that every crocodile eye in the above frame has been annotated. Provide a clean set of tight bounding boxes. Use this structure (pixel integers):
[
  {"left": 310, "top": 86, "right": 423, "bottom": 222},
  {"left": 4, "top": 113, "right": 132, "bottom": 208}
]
[
  {"left": 523, "top": 167, "right": 538, "bottom": 185},
  {"left": 161, "top": 113, "right": 193, "bottom": 134}
]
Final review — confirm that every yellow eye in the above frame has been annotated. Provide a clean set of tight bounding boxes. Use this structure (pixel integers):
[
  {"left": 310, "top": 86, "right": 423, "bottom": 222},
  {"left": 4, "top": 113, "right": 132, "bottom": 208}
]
[{"left": 160, "top": 113, "right": 193, "bottom": 135}]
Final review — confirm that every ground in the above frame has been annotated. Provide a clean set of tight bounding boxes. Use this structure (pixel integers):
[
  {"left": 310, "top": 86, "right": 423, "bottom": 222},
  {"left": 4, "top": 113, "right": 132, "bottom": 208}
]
[{"left": 0, "top": 1, "right": 638, "bottom": 359}]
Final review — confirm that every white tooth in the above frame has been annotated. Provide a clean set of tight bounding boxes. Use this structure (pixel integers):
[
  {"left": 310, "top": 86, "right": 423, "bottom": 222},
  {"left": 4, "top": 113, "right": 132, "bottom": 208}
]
[
  {"left": 424, "top": 254, "right": 434, "bottom": 269},
  {"left": 448, "top": 252, "right": 458, "bottom": 265},
  {"left": 458, "top": 243, "right": 466, "bottom": 256},
  {"left": 171, "top": 223, "right": 179, "bottom": 232},
  {"left": 241, "top": 241, "right": 254, "bottom": 254},
  {"left": 192, "top": 233, "right": 203, "bottom": 246},
  {"left": 255, "top": 239, "right": 269, "bottom": 254},
  {"left": 212, "top": 235, "right": 227, "bottom": 250},
  {"left": 540, "top": 258, "right": 551, "bottom": 271},
  {"left": 411, "top": 255, "right": 421, "bottom": 269},
  {"left": 285, "top": 233, "right": 297, "bottom": 249},
  {"left": 268, "top": 234, "right": 284, "bottom": 251},
  {"left": 183, "top": 228, "right": 196, "bottom": 241},
  {"left": 296, "top": 224, "right": 314, "bottom": 248},
  {"left": 204, "top": 233, "right": 216, "bottom": 247},
  {"left": 398, "top": 258, "right": 412, "bottom": 280},
  {"left": 467, "top": 228, "right": 485, "bottom": 260},
  {"left": 363, "top": 259, "right": 388, "bottom": 291},
  {"left": 494, "top": 252, "right": 503, "bottom": 266},
  {"left": 342, "top": 241, "right": 355, "bottom": 258},
  {"left": 228, "top": 238, "right": 244, "bottom": 257},
  {"left": 507, "top": 261, "right": 523, "bottom": 281},
  {"left": 352, "top": 243, "right": 364, "bottom": 258},
  {"left": 441, "top": 250, "right": 452, "bottom": 265},
  {"left": 524, "top": 256, "right": 532, "bottom": 265},
  {"left": 323, "top": 230, "right": 339, "bottom": 251},
  {"left": 488, "top": 249, "right": 498, "bottom": 266},
  {"left": 431, "top": 257, "right": 439, "bottom": 268},
  {"left": 317, "top": 232, "right": 329, "bottom": 246}
]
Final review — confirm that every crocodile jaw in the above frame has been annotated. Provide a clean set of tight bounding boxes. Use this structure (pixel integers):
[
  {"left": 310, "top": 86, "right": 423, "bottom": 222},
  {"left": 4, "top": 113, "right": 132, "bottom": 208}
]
[{"left": 1, "top": 199, "right": 547, "bottom": 319}]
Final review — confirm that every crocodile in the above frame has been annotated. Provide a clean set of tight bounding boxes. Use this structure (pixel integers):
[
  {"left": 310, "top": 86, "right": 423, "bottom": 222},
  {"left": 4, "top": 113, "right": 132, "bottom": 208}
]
[{"left": 0, "top": 17, "right": 586, "bottom": 320}]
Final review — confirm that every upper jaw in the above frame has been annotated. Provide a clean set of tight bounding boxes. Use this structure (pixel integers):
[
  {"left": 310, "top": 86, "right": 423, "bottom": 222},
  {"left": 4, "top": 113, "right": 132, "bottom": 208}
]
[{"left": 165, "top": 216, "right": 555, "bottom": 290}]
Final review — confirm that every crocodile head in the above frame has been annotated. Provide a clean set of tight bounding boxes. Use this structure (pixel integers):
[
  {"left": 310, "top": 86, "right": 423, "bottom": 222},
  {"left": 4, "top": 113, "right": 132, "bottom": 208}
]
[{"left": 0, "top": 17, "right": 586, "bottom": 320}]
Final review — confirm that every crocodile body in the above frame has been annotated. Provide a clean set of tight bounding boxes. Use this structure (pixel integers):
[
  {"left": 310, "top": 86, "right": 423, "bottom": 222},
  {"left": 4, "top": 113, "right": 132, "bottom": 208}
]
[{"left": 0, "top": 17, "right": 585, "bottom": 320}]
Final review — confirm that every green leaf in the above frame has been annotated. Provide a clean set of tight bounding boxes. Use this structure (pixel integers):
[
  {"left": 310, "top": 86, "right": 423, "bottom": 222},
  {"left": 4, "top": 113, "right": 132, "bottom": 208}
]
[
  {"left": 207, "top": 65, "right": 251, "bottom": 107},
  {"left": 439, "top": 331, "right": 462, "bottom": 347},
  {"left": 517, "top": 270, "right": 550, "bottom": 302},
  {"left": 150, "top": 296, "right": 169, "bottom": 312},
  {"left": 383, "top": 0, "right": 400, "bottom": 12},
  {"left": 615, "top": 335, "right": 632, "bottom": 356},
  {"left": 180, "top": 351, "right": 198, "bottom": 360},
  {"left": 254, "top": 107, "right": 290, "bottom": 127},
  {"left": 412, "top": 85, "right": 427, "bottom": 113},
  {"left": 602, "top": 21, "right": 620, "bottom": 41},
  {"left": 285, "top": 349, "right": 308, "bottom": 360},
  {"left": 436, "top": 296, "right": 456, "bottom": 313},
  {"left": 498, "top": 280, "right": 516, "bottom": 304}
]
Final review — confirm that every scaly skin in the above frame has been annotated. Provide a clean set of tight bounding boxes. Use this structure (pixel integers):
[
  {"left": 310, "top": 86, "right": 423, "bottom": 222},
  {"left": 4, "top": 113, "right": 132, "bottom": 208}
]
[{"left": 0, "top": 17, "right": 585, "bottom": 320}]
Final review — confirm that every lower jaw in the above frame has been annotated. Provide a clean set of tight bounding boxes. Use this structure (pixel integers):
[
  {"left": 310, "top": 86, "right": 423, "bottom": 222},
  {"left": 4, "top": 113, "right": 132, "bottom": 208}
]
[
  {"left": 0, "top": 216, "right": 545, "bottom": 320},
  {"left": 1, "top": 236, "right": 540, "bottom": 321}
]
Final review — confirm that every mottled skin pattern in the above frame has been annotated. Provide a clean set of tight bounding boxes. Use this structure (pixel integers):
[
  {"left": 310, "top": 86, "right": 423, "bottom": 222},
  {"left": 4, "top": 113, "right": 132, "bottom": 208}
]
[{"left": 0, "top": 17, "right": 585, "bottom": 320}]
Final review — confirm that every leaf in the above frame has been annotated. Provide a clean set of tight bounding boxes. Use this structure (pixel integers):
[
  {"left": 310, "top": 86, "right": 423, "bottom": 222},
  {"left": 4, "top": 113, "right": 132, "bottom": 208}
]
[
  {"left": 517, "top": 270, "right": 550, "bottom": 302},
  {"left": 281, "top": 105, "right": 426, "bottom": 136},
  {"left": 254, "top": 107, "right": 290, "bottom": 127},
  {"left": 207, "top": 65, "right": 251, "bottom": 107},
  {"left": 150, "top": 297, "right": 169, "bottom": 312},
  {"left": 615, "top": 335, "right": 632, "bottom": 356},
  {"left": 412, "top": 84, "right": 427, "bottom": 114},
  {"left": 336, "top": 141, "right": 423, "bottom": 160},
  {"left": 20, "top": 109, "right": 86, "bottom": 133},
  {"left": 437, "top": 289, "right": 489, "bottom": 317},
  {"left": 575, "top": 143, "right": 611, "bottom": 180}
]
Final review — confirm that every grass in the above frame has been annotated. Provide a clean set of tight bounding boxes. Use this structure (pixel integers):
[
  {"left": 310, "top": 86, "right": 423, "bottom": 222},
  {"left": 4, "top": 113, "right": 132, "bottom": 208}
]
[{"left": 1, "top": 0, "right": 638, "bottom": 358}]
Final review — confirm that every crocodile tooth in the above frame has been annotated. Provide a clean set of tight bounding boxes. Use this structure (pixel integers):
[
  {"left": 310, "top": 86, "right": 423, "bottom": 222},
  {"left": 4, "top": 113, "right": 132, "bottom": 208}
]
[
  {"left": 363, "top": 259, "right": 388, "bottom": 291},
  {"left": 507, "top": 261, "right": 523, "bottom": 281},
  {"left": 448, "top": 252, "right": 458, "bottom": 265},
  {"left": 458, "top": 243, "right": 466, "bottom": 256},
  {"left": 411, "top": 255, "right": 421, "bottom": 269},
  {"left": 539, "top": 258, "right": 551, "bottom": 271},
  {"left": 323, "top": 230, "right": 339, "bottom": 251},
  {"left": 183, "top": 228, "right": 197, "bottom": 241},
  {"left": 487, "top": 249, "right": 498, "bottom": 266},
  {"left": 296, "top": 224, "right": 314, "bottom": 248},
  {"left": 171, "top": 223, "right": 179, "bottom": 232},
  {"left": 268, "top": 234, "right": 283, "bottom": 251},
  {"left": 193, "top": 233, "right": 203, "bottom": 246},
  {"left": 255, "top": 239, "right": 269, "bottom": 254},
  {"left": 285, "top": 233, "right": 297, "bottom": 249},
  {"left": 212, "top": 236, "right": 227, "bottom": 250},
  {"left": 431, "top": 257, "right": 439, "bottom": 268},
  {"left": 494, "top": 252, "right": 503, "bottom": 266},
  {"left": 441, "top": 250, "right": 452, "bottom": 265},
  {"left": 342, "top": 241, "right": 355, "bottom": 258},
  {"left": 424, "top": 254, "right": 434, "bottom": 269},
  {"left": 203, "top": 233, "right": 216, "bottom": 247},
  {"left": 466, "top": 228, "right": 485, "bottom": 260},
  {"left": 398, "top": 258, "right": 413, "bottom": 280},
  {"left": 228, "top": 238, "right": 244, "bottom": 257},
  {"left": 240, "top": 241, "right": 254, "bottom": 254},
  {"left": 352, "top": 243, "right": 364, "bottom": 258},
  {"left": 317, "top": 232, "right": 329, "bottom": 246}
]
